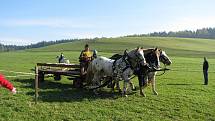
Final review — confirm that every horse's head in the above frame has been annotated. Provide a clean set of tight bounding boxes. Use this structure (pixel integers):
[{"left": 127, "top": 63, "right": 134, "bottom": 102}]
[
  {"left": 127, "top": 47, "right": 146, "bottom": 67},
  {"left": 144, "top": 48, "right": 160, "bottom": 69},
  {"left": 159, "top": 49, "right": 172, "bottom": 66}
]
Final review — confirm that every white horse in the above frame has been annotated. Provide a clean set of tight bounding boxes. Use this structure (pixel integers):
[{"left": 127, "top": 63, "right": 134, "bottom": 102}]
[{"left": 86, "top": 47, "right": 147, "bottom": 96}]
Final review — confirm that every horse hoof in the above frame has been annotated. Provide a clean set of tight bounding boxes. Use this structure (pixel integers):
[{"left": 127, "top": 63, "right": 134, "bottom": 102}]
[
  {"left": 153, "top": 91, "right": 158, "bottom": 95},
  {"left": 140, "top": 92, "right": 146, "bottom": 97},
  {"left": 122, "top": 92, "right": 128, "bottom": 97},
  {"left": 122, "top": 94, "right": 128, "bottom": 97},
  {"left": 132, "top": 86, "right": 137, "bottom": 91}
]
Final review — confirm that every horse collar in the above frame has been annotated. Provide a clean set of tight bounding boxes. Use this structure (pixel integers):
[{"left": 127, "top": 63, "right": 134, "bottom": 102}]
[{"left": 122, "top": 55, "right": 134, "bottom": 70}]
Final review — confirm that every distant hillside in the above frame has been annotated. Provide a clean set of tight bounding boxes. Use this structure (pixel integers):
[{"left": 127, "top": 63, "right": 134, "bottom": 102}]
[
  {"left": 1, "top": 27, "right": 215, "bottom": 52},
  {"left": 28, "top": 37, "right": 215, "bottom": 58}
]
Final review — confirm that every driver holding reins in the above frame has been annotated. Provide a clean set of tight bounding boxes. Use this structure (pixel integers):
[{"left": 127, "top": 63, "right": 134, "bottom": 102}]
[
  {"left": 77, "top": 44, "right": 97, "bottom": 88},
  {"left": 79, "top": 44, "right": 93, "bottom": 76}
]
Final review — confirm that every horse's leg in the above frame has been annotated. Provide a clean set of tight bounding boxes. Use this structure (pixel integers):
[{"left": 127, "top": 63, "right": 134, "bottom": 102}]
[
  {"left": 107, "top": 77, "right": 112, "bottom": 88},
  {"left": 138, "top": 74, "right": 144, "bottom": 96},
  {"left": 129, "top": 81, "right": 136, "bottom": 91},
  {"left": 111, "top": 80, "right": 115, "bottom": 93},
  {"left": 92, "top": 72, "right": 101, "bottom": 95},
  {"left": 126, "top": 81, "right": 133, "bottom": 93},
  {"left": 116, "top": 81, "right": 122, "bottom": 93},
  {"left": 141, "top": 80, "right": 148, "bottom": 97},
  {"left": 122, "top": 80, "right": 129, "bottom": 97},
  {"left": 139, "top": 74, "right": 148, "bottom": 97},
  {"left": 150, "top": 74, "right": 158, "bottom": 95},
  {"left": 122, "top": 68, "right": 137, "bottom": 97}
]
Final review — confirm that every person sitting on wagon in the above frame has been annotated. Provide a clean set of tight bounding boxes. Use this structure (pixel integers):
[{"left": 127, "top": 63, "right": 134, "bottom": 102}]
[
  {"left": 79, "top": 44, "right": 93, "bottom": 76},
  {"left": 58, "top": 53, "right": 64, "bottom": 63}
]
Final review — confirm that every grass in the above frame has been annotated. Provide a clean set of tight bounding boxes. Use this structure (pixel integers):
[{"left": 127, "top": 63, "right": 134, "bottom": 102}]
[{"left": 0, "top": 37, "right": 215, "bottom": 121}]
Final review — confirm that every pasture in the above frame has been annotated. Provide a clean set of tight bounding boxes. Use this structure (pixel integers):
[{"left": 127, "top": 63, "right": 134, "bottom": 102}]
[{"left": 0, "top": 37, "right": 215, "bottom": 121}]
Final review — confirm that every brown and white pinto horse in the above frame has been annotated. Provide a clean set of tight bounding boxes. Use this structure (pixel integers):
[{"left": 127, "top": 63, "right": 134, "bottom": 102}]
[{"left": 142, "top": 49, "right": 172, "bottom": 96}]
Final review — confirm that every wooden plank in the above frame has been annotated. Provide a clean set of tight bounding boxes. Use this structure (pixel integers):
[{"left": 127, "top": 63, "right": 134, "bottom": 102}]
[
  {"left": 67, "top": 77, "right": 80, "bottom": 80},
  {"left": 38, "top": 69, "right": 80, "bottom": 75},
  {"left": 37, "top": 63, "right": 80, "bottom": 68}
]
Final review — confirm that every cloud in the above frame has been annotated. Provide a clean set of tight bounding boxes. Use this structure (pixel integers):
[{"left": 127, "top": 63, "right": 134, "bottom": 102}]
[{"left": 0, "top": 18, "right": 95, "bottom": 29}]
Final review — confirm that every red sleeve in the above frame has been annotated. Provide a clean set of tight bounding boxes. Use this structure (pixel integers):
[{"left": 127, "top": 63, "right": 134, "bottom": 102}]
[{"left": 0, "top": 74, "right": 14, "bottom": 91}]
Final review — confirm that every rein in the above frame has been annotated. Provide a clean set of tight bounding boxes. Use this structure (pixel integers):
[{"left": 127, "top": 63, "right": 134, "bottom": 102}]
[
  {"left": 129, "top": 67, "right": 171, "bottom": 80},
  {"left": 156, "top": 65, "right": 171, "bottom": 76},
  {"left": 86, "top": 78, "right": 113, "bottom": 90}
]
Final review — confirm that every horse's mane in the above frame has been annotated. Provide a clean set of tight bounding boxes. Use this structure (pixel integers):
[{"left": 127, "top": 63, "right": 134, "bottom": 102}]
[
  {"left": 143, "top": 48, "right": 155, "bottom": 55},
  {"left": 109, "top": 48, "right": 160, "bottom": 61}
]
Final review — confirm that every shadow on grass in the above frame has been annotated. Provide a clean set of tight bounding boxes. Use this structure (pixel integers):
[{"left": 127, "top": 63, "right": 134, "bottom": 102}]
[
  {"left": 34, "top": 89, "right": 121, "bottom": 102},
  {"left": 166, "top": 83, "right": 202, "bottom": 86},
  {"left": 13, "top": 78, "right": 122, "bottom": 102}
]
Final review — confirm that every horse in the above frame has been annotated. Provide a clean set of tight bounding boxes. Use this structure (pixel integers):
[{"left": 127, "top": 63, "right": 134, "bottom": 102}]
[
  {"left": 128, "top": 49, "right": 171, "bottom": 97},
  {"left": 110, "top": 49, "right": 172, "bottom": 97},
  {"left": 110, "top": 48, "right": 161, "bottom": 96},
  {"left": 143, "top": 49, "right": 172, "bottom": 96},
  {"left": 86, "top": 47, "right": 160, "bottom": 97}
]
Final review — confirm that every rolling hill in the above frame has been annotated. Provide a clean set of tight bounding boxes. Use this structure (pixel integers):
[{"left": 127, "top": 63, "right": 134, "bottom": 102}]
[{"left": 28, "top": 37, "right": 215, "bottom": 58}]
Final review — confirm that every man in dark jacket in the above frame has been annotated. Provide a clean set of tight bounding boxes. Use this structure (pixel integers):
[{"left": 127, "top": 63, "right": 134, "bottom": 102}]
[
  {"left": 58, "top": 53, "right": 64, "bottom": 63},
  {"left": 203, "top": 57, "right": 209, "bottom": 85}
]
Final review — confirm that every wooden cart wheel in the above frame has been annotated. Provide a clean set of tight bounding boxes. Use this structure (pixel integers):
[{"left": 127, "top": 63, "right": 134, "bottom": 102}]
[{"left": 54, "top": 74, "right": 61, "bottom": 81}]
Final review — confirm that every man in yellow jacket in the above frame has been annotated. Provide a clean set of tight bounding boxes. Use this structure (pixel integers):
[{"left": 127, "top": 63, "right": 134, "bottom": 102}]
[{"left": 79, "top": 44, "right": 93, "bottom": 76}]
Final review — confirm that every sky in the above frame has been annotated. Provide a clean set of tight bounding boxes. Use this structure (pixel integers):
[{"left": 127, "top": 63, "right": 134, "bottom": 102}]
[{"left": 0, "top": 0, "right": 215, "bottom": 45}]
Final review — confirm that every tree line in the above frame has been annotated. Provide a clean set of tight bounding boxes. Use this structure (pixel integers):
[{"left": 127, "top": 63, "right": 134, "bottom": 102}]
[
  {"left": 127, "top": 27, "right": 215, "bottom": 39},
  {"left": 0, "top": 39, "right": 82, "bottom": 52},
  {"left": 0, "top": 37, "right": 105, "bottom": 52}
]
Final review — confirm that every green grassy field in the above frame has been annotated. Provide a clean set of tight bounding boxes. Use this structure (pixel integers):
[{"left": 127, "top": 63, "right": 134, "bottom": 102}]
[{"left": 0, "top": 37, "right": 215, "bottom": 121}]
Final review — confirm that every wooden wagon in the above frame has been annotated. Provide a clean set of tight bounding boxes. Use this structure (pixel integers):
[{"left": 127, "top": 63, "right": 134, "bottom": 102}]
[{"left": 34, "top": 63, "right": 83, "bottom": 103}]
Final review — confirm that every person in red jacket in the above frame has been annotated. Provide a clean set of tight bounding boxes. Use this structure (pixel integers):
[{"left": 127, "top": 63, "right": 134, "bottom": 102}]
[{"left": 0, "top": 74, "right": 16, "bottom": 94}]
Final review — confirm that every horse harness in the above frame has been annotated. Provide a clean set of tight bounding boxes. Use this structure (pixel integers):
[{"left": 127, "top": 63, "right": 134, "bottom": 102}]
[{"left": 112, "top": 50, "right": 136, "bottom": 78}]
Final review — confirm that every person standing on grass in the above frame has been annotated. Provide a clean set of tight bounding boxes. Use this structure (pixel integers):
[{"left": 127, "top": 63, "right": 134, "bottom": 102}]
[
  {"left": 203, "top": 57, "right": 209, "bottom": 85},
  {"left": 0, "top": 74, "right": 16, "bottom": 94}
]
